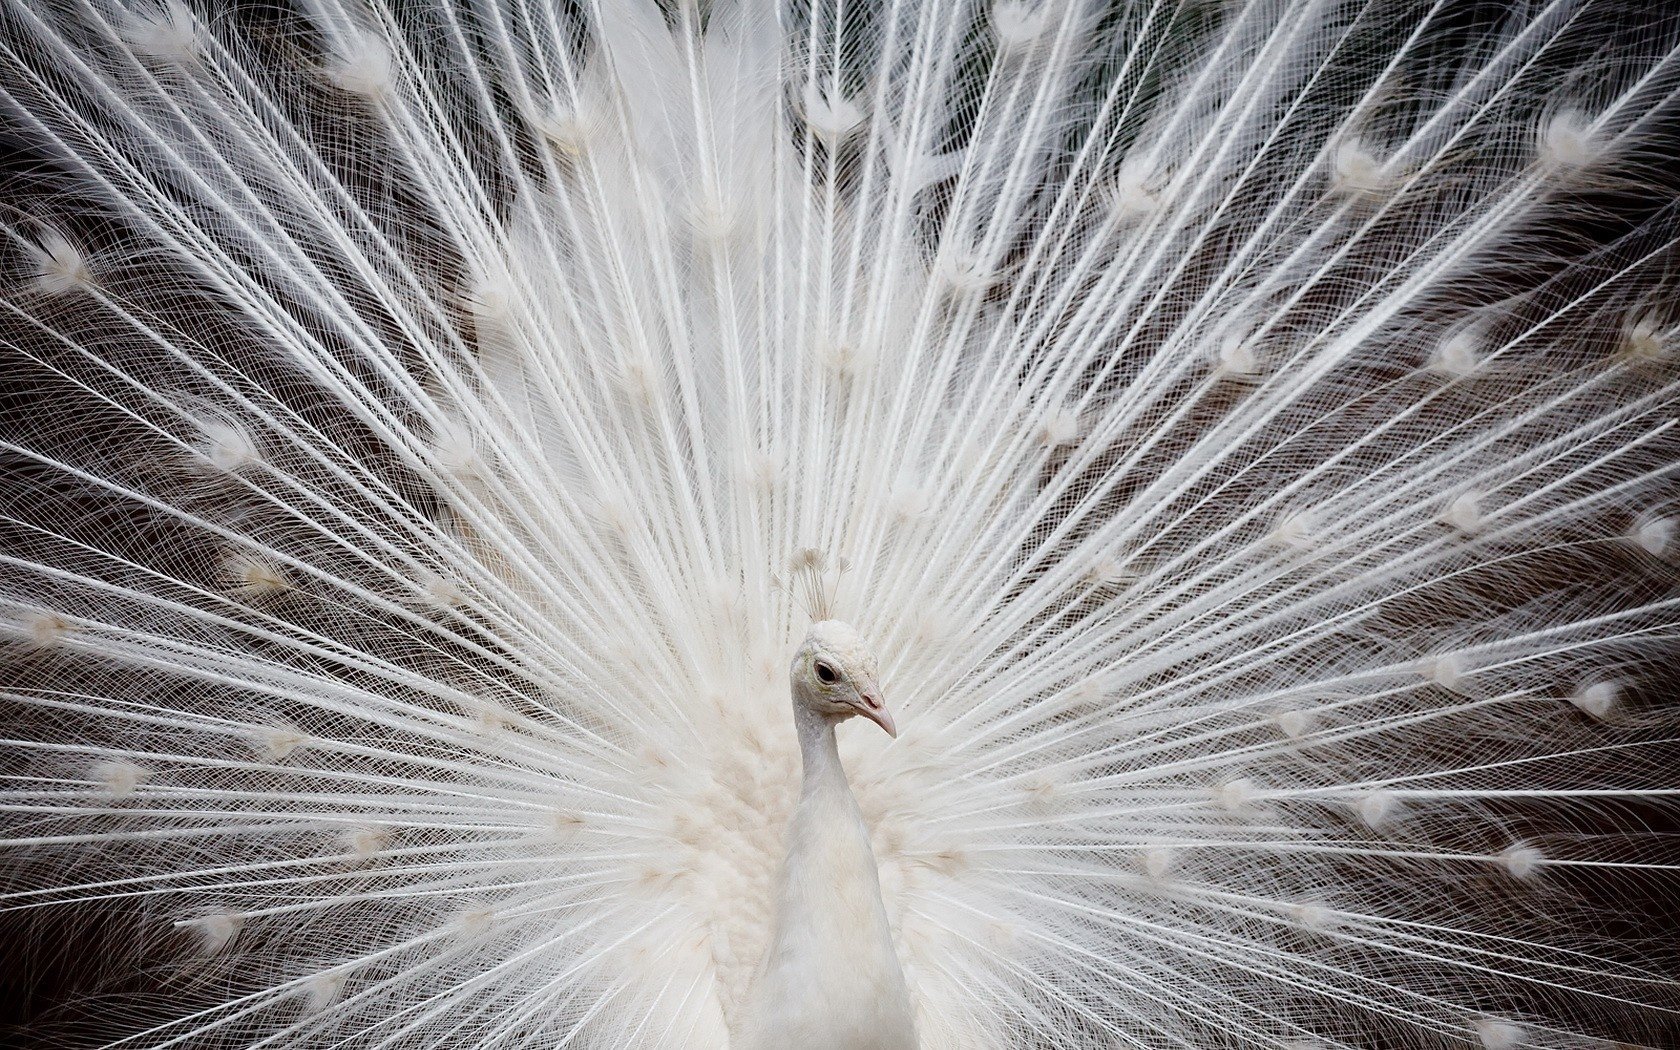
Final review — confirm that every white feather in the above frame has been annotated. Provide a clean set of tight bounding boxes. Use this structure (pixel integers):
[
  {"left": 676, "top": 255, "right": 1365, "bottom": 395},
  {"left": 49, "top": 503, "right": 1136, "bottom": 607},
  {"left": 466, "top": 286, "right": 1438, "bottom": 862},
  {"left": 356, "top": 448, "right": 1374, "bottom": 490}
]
[{"left": 0, "top": 0, "right": 1676, "bottom": 1047}]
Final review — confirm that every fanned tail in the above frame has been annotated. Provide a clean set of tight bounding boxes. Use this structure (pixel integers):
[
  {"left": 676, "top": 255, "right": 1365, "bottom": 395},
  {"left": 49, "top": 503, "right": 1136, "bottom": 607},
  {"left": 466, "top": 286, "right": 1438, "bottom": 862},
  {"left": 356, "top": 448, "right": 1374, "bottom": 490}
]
[{"left": 1, "top": 0, "right": 1677, "bottom": 1046}]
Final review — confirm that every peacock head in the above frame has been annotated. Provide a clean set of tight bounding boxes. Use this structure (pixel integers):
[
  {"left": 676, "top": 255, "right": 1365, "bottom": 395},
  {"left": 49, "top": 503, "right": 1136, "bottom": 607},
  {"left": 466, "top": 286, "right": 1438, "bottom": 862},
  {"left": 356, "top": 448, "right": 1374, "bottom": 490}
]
[{"left": 792, "top": 620, "right": 896, "bottom": 738}]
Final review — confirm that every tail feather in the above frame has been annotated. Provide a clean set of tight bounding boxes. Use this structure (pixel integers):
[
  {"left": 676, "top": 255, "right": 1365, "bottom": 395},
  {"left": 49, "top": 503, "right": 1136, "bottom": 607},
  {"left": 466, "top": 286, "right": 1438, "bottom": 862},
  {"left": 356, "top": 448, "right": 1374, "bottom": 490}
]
[{"left": 1, "top": 0, "right": 1677, "bottom": 1046}]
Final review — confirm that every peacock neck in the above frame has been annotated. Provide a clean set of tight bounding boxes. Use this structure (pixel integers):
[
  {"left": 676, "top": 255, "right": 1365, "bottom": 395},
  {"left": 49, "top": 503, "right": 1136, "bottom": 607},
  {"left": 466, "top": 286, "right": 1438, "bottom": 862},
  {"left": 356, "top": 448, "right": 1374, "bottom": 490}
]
[
  {"left": 791, "top": 701, "right": 851, "bottom": 801},
  {"left": 735, "top": 684, "right": 918, "bottom": 1047}
]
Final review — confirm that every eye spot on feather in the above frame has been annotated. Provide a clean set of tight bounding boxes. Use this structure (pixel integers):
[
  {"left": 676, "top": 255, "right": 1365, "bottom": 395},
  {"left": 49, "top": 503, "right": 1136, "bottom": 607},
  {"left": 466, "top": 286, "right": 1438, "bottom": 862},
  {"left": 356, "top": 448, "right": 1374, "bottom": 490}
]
[
  {"left": 823, "top": 340, "right": 874, "bottom": 382},
  {"left": 1329, "top": 137, "right": 1396, "bottom": 196},
  {"left": 429, "top": 416, "right": 484, "bottom": 477},
  {"left": 186, "top": 909, "right": 245, "bottom": 953},
  {"left": 412, "top": 570, "right": 466, "bottom": 610},
  {"left": 1500, "top": 843, "right": 1543, "bottom": 880},
  {"left": 452, "top": 903, "right": 497, "bottom": 939},
  {"left": 122, "top": 0, "right": 204, "bottom": 65},
  {"left": 739, "top": 450, "right": 781, "bottom": 494},
  {"left": 1290, "top": 901, "right": 1338, "bottom": 933},
  {"left": 339, "top": 824, "right": 391, "bottom": 863},
  {"left": 1104, "top": 158, "right": 1163, "bottom": 222},
  {"left": 936, "top": 248, "right": 1001, "bottom": 294},
  {"left": 1067, "top": 678, "right": 1108, "bottom": 716},
  {"left": 1417, "top": 653, "right": 1467, "bottom": 693},
  {"left": 1210, "top": 777, "right": 1257, "bottom": 815},
  {"left": 1142, "top": 845, "right": 1176, "bottom": 882},
  {"left": 27, "top": 229, "right": 92, "bottom": 296},
  {"left": 465, "top": 266, "right": 520, "bottom": 323},
  {"left": 321, "top": 30, "right": 397, "bottom": 100},
  {"left": 911, "top": 611, "right": 958, "bottom": 651},
  {"left": 1429, "top": 327, "right": 1482, "bottom": 378},
  {"left": 1474, "top": 1016, "right": 1525, "bottom": 1050},
  {"left": 1213, "top": 326, "right": 1263, "bottom": 378},
  {"left": 589, "top": 492, "right": 635, "bottom": 539},
  {"left": 888, "top": 480, "right": 931, "bottom": 524},
  {"left": 1019, "top": 775, "right": 1061, "bottom": 812},
  {"left": 92, "top": 759, "right": 148, "bottom": 799},
  {"left": 252, "top": 723, "right": 309, "bottom": 763},
  {"left": 1617, "top": 314, "right": 1672, "bottom": 363},
  {"left": 1568, "top": 680, "right": 1618, "bottom": 719},
  {"left": 1537, "top": 108, "right": 1598, "bottom": 168},
  {"left": 517, "top": 810, "right": 593, "bottom": 861},
  {"left": 989, "top": 1, "right": 1053, "bottom": 51},
  {"left": 302, "top": 972, "right": 346, "bottom": 1014},
  {"left": 10, "top": 610, "right": 73, "bottom": 650},
  {"left": 1036, "top": 408, "right": 1079, "bottom": 449},
  {"left": 537, "top": 105, "right": 597, "bottom": 156},
  {"left": 615, "top": 352, "right": 661, "bottom": 405},
  {"left": 464, "top": 701, "right": 514, "bottom": 737},
  {"left": 1353, "top": 789, "right": 1397, "bottom": 830},
  {"left": 1442, "top": 491, "right": 1484, "bottom": 533},
  {"left": 1630, "top": 514, "right": 1673, "bottom": 555},
  {"left": 1272, "top": 705, "right": 1316, "bottom": 741},
  {"left": 1269, "top": 510, "right": 1319, "bottom": 552},
  {"left": 223, "top": 550, "right": 290, "bottom": 600},
  {"left": 921, "top": 848, "right": 969, "bottom": 877},
  {"left": 192, "top": 412, "right": 262, "bottom": 474},
  {"left": 985, "top": 918, "right": 1019, "bottom": 950},
  {"left": 801, "top": 87, "right": 864, "bottom": 142}
]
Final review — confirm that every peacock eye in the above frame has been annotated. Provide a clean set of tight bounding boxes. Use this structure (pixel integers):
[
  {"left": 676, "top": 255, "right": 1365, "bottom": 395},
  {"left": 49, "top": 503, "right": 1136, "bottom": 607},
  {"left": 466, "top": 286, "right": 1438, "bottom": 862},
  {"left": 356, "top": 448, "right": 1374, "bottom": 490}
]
[{"left": 814, "top": 660, "right": 838, "bottom": 684}]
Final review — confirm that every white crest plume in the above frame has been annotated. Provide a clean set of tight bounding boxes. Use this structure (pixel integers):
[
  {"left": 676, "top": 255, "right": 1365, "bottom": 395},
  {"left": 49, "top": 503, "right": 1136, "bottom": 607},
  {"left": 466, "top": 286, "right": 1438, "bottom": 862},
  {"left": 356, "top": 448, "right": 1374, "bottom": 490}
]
[{"left": 775, "top": 548, "right": 849, "bottom": 624}]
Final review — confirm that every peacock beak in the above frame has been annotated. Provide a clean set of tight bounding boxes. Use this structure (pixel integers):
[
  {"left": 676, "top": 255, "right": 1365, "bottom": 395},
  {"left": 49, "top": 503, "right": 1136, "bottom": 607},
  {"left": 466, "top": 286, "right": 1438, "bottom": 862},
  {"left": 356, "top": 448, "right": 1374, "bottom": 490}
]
[{"left": 854, "top": 690, "right": 897, "bottom": 738}]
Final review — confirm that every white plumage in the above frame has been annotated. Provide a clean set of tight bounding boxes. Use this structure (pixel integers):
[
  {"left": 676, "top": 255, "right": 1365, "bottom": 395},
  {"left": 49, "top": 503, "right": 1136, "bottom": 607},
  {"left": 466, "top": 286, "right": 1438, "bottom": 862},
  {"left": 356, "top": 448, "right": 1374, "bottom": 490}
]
[
  {"left": 737, "top": 619, "right": 917, "bottom": 1050},
  {"left": 0, "top": 0, "right": 1677, "bottom": 1047}
]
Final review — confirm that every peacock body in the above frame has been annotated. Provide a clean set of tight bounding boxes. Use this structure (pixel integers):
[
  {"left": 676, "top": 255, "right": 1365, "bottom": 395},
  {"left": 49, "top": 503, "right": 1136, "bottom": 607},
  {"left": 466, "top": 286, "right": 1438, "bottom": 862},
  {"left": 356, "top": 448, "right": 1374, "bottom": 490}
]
[
  {"left": 0, "top": 0, "right": 1677, "bottom": 1046},
  {"left": 736, "top": 620, "right": 917, "bottom": 1050}
]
